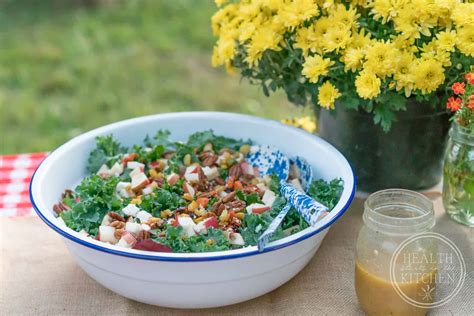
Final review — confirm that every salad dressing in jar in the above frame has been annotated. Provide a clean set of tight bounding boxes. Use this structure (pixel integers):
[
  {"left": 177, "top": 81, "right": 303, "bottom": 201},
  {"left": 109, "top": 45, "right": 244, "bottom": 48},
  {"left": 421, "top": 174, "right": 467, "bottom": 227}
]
[{"left": 355, "top": 189, "right": 436, "bottom": 316}]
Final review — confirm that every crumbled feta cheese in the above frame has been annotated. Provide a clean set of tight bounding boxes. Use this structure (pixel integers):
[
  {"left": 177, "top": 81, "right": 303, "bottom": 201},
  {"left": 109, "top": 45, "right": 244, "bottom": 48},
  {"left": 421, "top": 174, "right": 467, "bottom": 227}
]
[
  {"left": 116, "top": 182, "right": 134, "bottom": 198},
  {"left": 141, "top": 224, "right": 151, "bottom": 231},
  {"left": 184, "top": 173, "right": 199, "bottom": 183},
  {"left": 136, "top": 210, "right": 152, "bottom": 223},
  {"left": 122, "top": 204, "right": 140, "bottom": 217},
  {"left": 202, "top": 166, "right": 219, "bottom": 180}
]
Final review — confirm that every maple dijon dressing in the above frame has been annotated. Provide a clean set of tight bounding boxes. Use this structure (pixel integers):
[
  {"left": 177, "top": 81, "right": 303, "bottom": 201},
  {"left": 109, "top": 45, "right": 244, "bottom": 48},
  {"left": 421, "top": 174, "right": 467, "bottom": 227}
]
[
  {"left": 355, "top": 190, "right": 436, "bottom": 316},
  {"left": 355, "top": 262, "right": 436, "bottom": 316}
]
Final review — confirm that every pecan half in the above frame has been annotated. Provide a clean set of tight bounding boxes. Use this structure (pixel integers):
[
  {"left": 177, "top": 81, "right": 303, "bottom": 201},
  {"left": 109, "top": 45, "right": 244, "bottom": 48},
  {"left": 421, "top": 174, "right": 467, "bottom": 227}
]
[
  {"left": 210, "top": 201, "right": 223, "bottom": 214},
  {"left": 228, "top": 163, "right": 242, "bottom": 179},
  {"left": 53, "top": 204, "right": 62, "bottom": 215},
  {"left": 108, "top": 212, "right": 125, "bottom": 222},
  {"left": 222, "top": 191, "right": 237, "bottom": 203},
  {"left": 200, "top": 152, "right": 218, "bottom": 167},
  {"left": 214, "top": 177, "right": 225, "bottom": 185},
  {"left": 225, "top": 200, "right": 246, "bottom": 213}
]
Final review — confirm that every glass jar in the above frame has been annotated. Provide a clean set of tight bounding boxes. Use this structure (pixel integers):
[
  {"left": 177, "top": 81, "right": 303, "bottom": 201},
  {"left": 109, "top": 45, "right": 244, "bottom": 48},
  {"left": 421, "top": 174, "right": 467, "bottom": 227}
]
[
  {"left": 355, "top": 189, "right": 436, "bottom": 316},
  {"left": 442, "top": 122, "right": 474, "bottom": 227}
]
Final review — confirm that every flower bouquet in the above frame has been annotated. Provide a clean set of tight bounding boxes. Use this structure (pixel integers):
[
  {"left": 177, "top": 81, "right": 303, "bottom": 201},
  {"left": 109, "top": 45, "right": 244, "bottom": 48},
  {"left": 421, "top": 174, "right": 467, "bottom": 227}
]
[
  {"left": 211, "top": 0, "right": 474, "bottom": 191},
  {"left": 443, "top": 72, "right": 474, "bottom": 226}
]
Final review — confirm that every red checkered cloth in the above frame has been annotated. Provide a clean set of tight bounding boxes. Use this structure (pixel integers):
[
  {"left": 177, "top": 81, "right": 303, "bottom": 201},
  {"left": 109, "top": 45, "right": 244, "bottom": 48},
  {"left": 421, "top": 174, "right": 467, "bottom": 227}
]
[{"left": 0, "top": 153, "right": 48, "bottom": 217}]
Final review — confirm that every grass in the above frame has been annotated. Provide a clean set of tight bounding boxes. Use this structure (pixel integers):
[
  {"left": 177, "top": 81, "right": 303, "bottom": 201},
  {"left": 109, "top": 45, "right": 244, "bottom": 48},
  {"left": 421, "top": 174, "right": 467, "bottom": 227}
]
[{"left": 0, "top": 0, "right": 308, "bottom": 154}]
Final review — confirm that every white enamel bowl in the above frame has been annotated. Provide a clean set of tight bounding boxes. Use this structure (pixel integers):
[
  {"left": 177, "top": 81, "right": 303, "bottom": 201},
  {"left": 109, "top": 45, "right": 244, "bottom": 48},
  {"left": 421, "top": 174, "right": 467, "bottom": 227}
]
[{"left": 30, "top": 112, "right": 355, "bottom": 308}]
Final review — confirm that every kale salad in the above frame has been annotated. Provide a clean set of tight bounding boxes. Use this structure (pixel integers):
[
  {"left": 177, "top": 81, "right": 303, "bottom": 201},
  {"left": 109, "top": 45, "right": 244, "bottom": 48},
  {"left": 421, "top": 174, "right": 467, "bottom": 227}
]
[{"left": 53, "top": 130, "right": 343, "bottom": 253}]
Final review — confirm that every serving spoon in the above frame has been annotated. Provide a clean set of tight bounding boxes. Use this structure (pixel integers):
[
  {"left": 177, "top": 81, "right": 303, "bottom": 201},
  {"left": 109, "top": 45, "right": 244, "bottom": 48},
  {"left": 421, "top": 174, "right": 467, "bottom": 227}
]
[{"left": 246, "top": 146, "right": 328, "bottom": 251}]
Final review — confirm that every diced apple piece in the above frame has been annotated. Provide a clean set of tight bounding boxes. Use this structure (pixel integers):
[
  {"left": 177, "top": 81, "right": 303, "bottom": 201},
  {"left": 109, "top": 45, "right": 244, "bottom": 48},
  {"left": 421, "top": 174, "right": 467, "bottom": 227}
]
[
  {"left": 101, "top": 214, "right": 113, "bottom": 226},
  {"left": 142, "top": 182, "right": 158, "bottom": 195},
  {"left": 246, "top": 203, "right": 270, "bottom": 214},
  {"left": 185, "top": 166, "right": 198, "bottom": 174},
  {"left": 130, "top": 167, "right": 142, "bottom": 179},
  {"left": 99, "top": 225, "right": 118, "bottom": 244},
  {"left": 125, "top": 222, "right": 142, "bottom": 235},
  {"left": 136, "top": 210, "right": 152, "bottom": 223},
  {"left": 229, "top": 232, "right": 245, "bottom": 246},
  {"left": 177, "top": 216, "right": 197, "bottom": 237},
  {"left": 167, "top": 173, "right": 180, "bottom": 186},
  {"left": 202, "top": 166, "right": 219, "bottom": 180},
  {"left": 290, "top": 178, "right": 304, "bottom": 193},
  {"left": 79, "top": 229, "right": 89, "bottom": 236},
  {"left": 96, "top": 164, "right": 110, "bottom": 177},
  {"left": 132, "top": 239, "right": 172, "bottom": 252},
  {"left": 182, "top": 182, "right": 195, "bottom": 197},
  {"left": 194, "top": 217, "right": 219, "bottom": 234},
  {"left": 240, "top": 162, "right": 255, "bottom": 176},
  {"left": 127, "top": 161, "right": 145, "bottom": 170},
  {"left": 116, "top": 231, "right": 137, "bottom": 248},
  {"left": 122, "top": 204, "right": 140, "bottom": 217},
  {"left": 131, "top": 172, "right": 149, "bottom": 192},
  {"left": 109, "top": 162, "right": 124, "bottom": 176},
  {"left": 262, "top": 190, "right": 276, "bottom": 207}
]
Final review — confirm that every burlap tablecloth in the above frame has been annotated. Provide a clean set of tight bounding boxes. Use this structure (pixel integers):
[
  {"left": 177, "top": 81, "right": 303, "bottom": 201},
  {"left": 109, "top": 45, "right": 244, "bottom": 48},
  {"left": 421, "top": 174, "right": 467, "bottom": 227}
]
[{"left": 1, "top": 196, "right": 473, "bottom": 315}]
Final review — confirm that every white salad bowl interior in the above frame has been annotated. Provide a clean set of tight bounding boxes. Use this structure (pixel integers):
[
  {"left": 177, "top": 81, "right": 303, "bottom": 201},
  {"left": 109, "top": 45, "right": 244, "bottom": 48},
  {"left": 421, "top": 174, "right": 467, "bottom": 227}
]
[{"left": 30, "top": 112, "right": 355, "bottom": 308}]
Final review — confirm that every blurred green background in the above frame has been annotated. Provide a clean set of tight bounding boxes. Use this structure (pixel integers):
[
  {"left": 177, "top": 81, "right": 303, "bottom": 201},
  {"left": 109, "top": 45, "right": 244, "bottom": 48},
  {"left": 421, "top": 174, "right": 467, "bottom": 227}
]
[{"left": 0, "top": 0, "right": 307, "bottom": 154}]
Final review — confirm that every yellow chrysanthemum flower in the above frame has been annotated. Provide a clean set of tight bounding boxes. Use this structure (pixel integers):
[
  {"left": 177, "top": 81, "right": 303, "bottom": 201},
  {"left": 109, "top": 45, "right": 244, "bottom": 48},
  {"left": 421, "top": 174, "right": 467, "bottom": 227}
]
[
  {"left": 412, "top": 58, "right": 445, "bottom": 94},
  {"left": 294, "top": 26, "right": 320, "bottom": 56},
  {"left": 276, "top": 0, "right": 319, "bottom": 30},
  {"left": 355, "top": 70, "right": 381, "bottom": 99},
  {"left": 341, "top": 47, "right": 365, "bottom": 72},
  {"left": 329, "top": 4, "right": 360, "bottom": 29},
  {"left": 245, "top": 24, "right": 283, "bottom": 65},
  {"left": 313, "top": 17, "right": 332, "bottom": 38},
  {"left": 456, "top": 27, "right": 474, "bottom": 57},
  {"left": 318, "top": 81, "right": 341, "bottom": 109},
  {"left": 302, "top": 54, "right": 334, "bottom": 83},
  {"left": 211, "top": 36, "right": 236, "bottom": 67},
  {"left": 364, "top": 41, "right": 398, "bottom": 78},
  {"left": 322, "top": 23, "right": 351, "bottom": 53},
  {"left": 282, "top": 116, "right": 317, "bottom": 133},
  {"left": 451, "top": 2, "right": 474, "bottom": 27},
  {"left": 348, "top": 29, "right": 372, "bottom": 49},
  {"left": 436, "top": 30, "right": 456, "bottom": 52},
  {"left": 393, "top": 52, "right": 415, "bottom": 97},
  {"left": 370, "top": 0, "right": 394, "bottom": 23}
]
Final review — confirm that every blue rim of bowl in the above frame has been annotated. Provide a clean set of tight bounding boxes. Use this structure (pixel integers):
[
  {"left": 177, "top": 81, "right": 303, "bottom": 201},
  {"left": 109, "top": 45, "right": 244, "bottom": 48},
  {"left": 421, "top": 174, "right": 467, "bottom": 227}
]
[{"left": 29, "top": 114, "right": 356, "bottom": 262}]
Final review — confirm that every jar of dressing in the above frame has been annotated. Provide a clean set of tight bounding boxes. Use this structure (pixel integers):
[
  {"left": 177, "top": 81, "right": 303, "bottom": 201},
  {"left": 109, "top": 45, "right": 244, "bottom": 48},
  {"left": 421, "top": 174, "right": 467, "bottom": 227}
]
[{"left": 355, "top": 189, "right": 436, "bottom": 316}]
